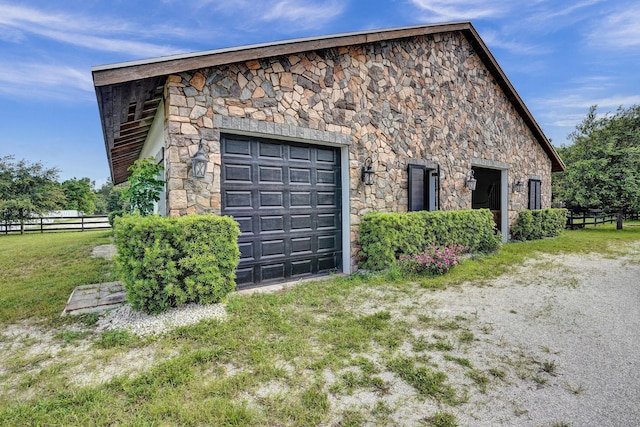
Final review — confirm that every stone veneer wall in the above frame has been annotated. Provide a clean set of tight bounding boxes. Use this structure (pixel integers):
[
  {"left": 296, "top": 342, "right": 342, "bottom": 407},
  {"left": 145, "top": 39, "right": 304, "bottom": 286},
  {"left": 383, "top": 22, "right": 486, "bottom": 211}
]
[{"left": 160, "top": 31, "right": 552, "bottom": 269}]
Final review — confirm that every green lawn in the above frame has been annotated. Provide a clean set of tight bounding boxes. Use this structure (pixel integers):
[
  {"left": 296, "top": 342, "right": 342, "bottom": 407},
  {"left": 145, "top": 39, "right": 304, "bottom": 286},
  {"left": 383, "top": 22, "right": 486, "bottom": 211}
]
[
  {"left": 0, "top": 231, "right": 114, "bottom": 325},
  {"left": 0, "top": 224, "right": 638, "bottom": 426}
]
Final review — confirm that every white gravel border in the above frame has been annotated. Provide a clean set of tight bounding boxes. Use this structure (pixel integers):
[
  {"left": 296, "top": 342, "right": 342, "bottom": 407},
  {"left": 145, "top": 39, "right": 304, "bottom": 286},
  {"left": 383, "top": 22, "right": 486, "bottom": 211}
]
[{"left": 96, "top": 302, "right": 226, "bottom": 336}]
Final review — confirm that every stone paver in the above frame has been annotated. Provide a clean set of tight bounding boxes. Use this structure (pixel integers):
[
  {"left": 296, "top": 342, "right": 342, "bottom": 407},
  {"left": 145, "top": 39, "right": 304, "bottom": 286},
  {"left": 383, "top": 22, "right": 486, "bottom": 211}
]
[{"left": 62, "top": 281, "right": 125, "bottom": 316}]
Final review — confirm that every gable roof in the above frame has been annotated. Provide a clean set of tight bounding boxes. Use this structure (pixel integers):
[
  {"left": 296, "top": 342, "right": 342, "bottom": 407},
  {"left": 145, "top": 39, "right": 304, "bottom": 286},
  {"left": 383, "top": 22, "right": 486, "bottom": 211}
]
[{"left": 92, "top": 21, "right": 565, "bottom": 183}]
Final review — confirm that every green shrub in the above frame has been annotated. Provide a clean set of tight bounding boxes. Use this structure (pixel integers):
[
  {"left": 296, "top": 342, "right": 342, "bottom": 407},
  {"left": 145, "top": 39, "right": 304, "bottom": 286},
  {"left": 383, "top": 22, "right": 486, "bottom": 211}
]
[
  {"left": 511, "top": 208, "right": 568, "bottom": 241},
  {"left": 358, "top": 209, "right": 500, "bottom": 270},
  {"left": 108, "top": 210, "right": 124, "bottom": 227},
  {"left": 114, "top": 214, "right": 240, "bottom": 314}
]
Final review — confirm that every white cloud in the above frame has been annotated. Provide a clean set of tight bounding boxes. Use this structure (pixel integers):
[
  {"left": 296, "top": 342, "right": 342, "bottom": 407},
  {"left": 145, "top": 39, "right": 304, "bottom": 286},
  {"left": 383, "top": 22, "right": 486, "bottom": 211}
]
[
  {"left": 408, "top": 0, "right": 508, "bottom": 21},
  {"left": 589, "top": 6, "right": 640, "bottom": 49},
  {"left": 527, "top": 0, "right": 602, "bottom": 23},
  {"left": 191, "top": 0, "right": 344, "bottom": 30},
  {"left": 542, "top": 94, "right": 640, "bottom": 110},
  {"left": 0, "top": 61, "right": 94, "bottom": 101},
  {"left": 33, "top": 28, "right": 178, "bottom": 58},
  {"left": 262, "top": 0, "right": 345, "bottom": 28},
  {"left": 0, "top": 2, "right": 186, "bottom": 56},
  {"left": 534, "top": 88, "right": 640, "bottom": 144},
  {"left": 480, "top": 30, "right": 548, "bottom": 55}
]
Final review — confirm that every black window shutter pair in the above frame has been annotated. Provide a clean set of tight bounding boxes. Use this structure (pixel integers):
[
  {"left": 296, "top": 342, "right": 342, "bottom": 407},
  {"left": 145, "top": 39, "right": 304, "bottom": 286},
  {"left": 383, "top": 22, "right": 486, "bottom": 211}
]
[
  {"left": 408, "top": 164, "right": 438, "bottom": 212},
  {"left": 529, "top": 179, "right": 541, "bottom": 210}
]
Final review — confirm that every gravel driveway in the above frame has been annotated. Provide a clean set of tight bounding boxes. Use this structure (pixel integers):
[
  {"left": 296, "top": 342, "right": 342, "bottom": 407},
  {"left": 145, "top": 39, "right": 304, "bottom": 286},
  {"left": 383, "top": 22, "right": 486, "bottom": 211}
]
[
  {"left": 430, "top": 249, "right": 640, "bottom": 426},
  {"left": 93, "top": 244, "right": 640, "bottom": 426}
]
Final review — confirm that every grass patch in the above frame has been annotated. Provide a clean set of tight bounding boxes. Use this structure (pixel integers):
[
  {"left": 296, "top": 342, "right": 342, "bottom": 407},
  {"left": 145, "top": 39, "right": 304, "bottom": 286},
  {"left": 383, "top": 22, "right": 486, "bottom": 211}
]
[
  {"left": 426, "top": 411, "right": 458, "bottom": 427},
  {"left": 465, "top": 369, "right": 489, "bottom": 393},
  {"left": 419, "top": 223, "right": 640, "bottom": 289},
  {"left": 444, "top": 354, "right": 472, "bottom": 368},
  {"left": 1, "top": 226, "right": 639, "bottom": 425},
  {"left": 488, "top": 368, "right": 506, "bottom": 380},
  {"left": 541, "top": 360, "right": 558, "bottom": 375},
  {"left": 387, "top": 357, "right": 458, "bottom": 405},
  {"left": 458, "top": 330, "right": 474, "bottom": 344},
  {"left": 55, "top": 330, "right": 91, "bottom": 343},
  {"left": 95, "top": 330, "right": 134, "bottom": 349},
  {"left": 0, "top": 231, "right": 114, "bottom": 325}
]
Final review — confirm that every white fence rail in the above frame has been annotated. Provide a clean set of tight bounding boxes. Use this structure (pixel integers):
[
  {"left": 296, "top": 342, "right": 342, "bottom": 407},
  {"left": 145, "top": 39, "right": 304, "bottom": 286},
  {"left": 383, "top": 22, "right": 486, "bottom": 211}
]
[{"left": 1, "top": 215, "right": 111, "bottom": 234}]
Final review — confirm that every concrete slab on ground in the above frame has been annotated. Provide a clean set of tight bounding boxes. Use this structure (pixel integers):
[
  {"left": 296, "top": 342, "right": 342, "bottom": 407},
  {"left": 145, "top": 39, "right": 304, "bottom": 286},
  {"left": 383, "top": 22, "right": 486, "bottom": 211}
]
[{"left": 62, "top": 281, "right": 125, "bottom": 316}]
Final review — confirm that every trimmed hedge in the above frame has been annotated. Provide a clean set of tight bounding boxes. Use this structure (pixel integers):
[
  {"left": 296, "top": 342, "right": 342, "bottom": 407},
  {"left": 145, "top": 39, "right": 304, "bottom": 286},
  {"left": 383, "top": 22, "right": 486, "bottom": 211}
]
[
  {"left": 358, "top": 209, "right": 501, "bottom": 270},
  {"left": 108, "top": 210, "right": 124, "bottom": 227},
  {"left": 511, "top": 208, "right": 568, "bottom": 241},
  {"left": 114, "top": 214, "right": 240, "bottom": 314}
]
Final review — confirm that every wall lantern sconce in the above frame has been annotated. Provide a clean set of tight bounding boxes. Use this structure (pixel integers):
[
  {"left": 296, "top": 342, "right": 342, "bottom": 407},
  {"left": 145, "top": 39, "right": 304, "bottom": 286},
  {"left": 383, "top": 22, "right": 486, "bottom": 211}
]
[
  {"left": 361, "top": 157, "right": 375, "bottom": 186},
  {"left": 465, "top": 169, "right": 477, "bottom": 191},
  {"left": 191, "top": 141, "right": 208, "bottom": 179},
  {"left": 512, "top": 180, "right": 524, "bottom": 193}
]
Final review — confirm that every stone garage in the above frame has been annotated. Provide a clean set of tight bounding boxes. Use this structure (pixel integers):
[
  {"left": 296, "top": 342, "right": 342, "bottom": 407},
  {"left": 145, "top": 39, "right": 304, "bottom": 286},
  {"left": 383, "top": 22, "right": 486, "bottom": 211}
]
[{"left": 93, "top": 21, "right": 564, "bottom": 288}]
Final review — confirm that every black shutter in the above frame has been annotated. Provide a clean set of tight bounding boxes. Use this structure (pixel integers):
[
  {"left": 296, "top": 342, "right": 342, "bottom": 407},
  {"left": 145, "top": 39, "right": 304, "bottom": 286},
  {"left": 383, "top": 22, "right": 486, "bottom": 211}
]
[
  {"left": 408, "top": 164, "right": 427, "bottom": 211},
  {"left": 529, "top": 179, "right": 541, "bottom": 210},
  {"left": 434, "top": 166, "right": 440, "bottom": 210}
]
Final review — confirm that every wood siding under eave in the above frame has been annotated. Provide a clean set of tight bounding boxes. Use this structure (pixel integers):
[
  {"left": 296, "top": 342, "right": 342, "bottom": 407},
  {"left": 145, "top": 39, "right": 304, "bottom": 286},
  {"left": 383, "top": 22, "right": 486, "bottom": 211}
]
[{"left": 95, "top": 76, "right": 166, "bottom": 184}]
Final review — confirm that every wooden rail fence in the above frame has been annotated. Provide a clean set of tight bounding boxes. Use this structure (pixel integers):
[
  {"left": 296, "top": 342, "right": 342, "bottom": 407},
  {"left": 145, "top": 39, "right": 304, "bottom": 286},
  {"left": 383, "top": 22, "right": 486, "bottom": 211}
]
[
  {"left": 566, "top": 210, "right": 640, "bottom": 229},
  {"left": 1, "top": 215, "right": 111, "bottom": 234}
]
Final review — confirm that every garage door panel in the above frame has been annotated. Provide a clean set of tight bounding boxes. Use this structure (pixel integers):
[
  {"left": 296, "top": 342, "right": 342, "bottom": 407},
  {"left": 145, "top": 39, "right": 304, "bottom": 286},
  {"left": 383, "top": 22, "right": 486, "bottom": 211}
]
[
  {"left": 290, "top": 192, "right": 312, "bottom": 207},
  {"left": 260, "top": 216, "right": 285, "bottom": 233},
  {"left": 261, "top": 239, "right": 286, "bottom": 258},
  {"left": 259, "top": 166, "right": 284, "bottom": 183},
  {"left": 222, "top": 134, "right": 342, "bottom": 289},
  {"left": 238, "top": 241, "right": 254, "bottom": 260},
  {"left": 262, "top": 263, "right": 286, "bottom": 281},
  {"left": 289, "top": 145, "right": 311, "bottom": 160},
  {"left": 317, "top": 213, "right": 339, "bottom": 229},
  {"left": 235, "top": 267, "right": 255, "bottom": 285},
  {"left": 291, "top": 260, "right": 313, "bottom": 277},
  {"left": 260, "top": 191, "right": 284, "bottom": 207},
  {"left": 291, "top": 214, "right": 313, "bottom": 231},
  {"left": 224, "top": 139, "right": 252, "bottom": 156},
  {"left": 224, "top": 164, "right": 252, "bottom": 182},
  {"left": 318, "top": 255, "right": 339, "bottom": 272},
  {"left": 291, "top": 237, "right": 313, "bottom": 255},
  {"left": 318, "top": 234, "right": 339, "bottom": 251},
  {"left": 235, "top": 216, "right": 254, "bottom": 235},
  {"left": 290, "top": 168, "right": 312, "bottom": 184},
  {"left": 259, "top": 142, "right": 283, "bottom": 158},
  {"left": 226, "top": 191, "right": 253, "bottom": 208},
  {"left": 317, "top": 191, "right": 339, "bottom": 206},
  {"left": 317, "top": 169, "right": 337, "bottom": 185},
  {"left": 317, "top": 148, "right": 336, "bottom": 163}
]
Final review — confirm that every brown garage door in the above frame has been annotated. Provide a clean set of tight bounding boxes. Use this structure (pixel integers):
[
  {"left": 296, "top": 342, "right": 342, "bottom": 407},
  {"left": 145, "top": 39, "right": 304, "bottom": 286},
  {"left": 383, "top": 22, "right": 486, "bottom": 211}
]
[{"left": 221, "top": 134, "right": 342, "bottom": 289}]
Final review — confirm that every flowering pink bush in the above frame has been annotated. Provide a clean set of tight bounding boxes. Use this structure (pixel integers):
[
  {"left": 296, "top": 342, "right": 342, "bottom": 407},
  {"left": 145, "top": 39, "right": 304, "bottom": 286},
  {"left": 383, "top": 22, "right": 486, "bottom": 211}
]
[{"left": 397, "top": 244, "right": 467, "bottom": 275}]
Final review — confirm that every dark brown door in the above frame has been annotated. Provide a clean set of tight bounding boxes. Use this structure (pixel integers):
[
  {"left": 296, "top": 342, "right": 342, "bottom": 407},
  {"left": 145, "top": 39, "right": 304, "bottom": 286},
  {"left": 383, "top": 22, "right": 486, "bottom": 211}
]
[{"left": 221, "top": 134, "right": 342, "bottom": 289}]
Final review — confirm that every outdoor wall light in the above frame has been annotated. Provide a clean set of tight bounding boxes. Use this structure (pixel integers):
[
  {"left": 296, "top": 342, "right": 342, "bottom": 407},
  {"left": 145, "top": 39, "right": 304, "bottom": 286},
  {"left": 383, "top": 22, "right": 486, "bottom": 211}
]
[
  {"left": 512, "top": 180, "right": 524, "bottom": 193},
  {"left": 191, "top": 141, "right": 208, "bottom": 179},
  {"left": 361, "top": 157, "right": 375, "bottom": 186},
  {"left": 465, "top": 169, "right": 477, "bottom": 191}
]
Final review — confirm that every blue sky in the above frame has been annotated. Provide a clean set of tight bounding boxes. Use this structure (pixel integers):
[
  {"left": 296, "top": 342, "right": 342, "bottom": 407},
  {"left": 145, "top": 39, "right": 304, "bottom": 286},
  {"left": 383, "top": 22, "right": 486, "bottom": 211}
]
[{"left": 0, "top": 0, "right": 638, "bottom": 186}]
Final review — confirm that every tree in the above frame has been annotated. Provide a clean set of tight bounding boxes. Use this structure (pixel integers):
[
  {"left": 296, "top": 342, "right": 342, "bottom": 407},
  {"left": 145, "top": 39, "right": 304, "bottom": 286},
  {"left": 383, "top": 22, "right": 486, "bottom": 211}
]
[
  {"left": 61, "top": 177, "right": 96, "bottom": 214},
  {"left": 554, "top": 105, "right": 640, "bottom": 229},
  {"left": 0, "top": 156, "right": 65, "bottom": 233},
  {"left": 123, "top": 158, "right": 164, "bottom": 216}
]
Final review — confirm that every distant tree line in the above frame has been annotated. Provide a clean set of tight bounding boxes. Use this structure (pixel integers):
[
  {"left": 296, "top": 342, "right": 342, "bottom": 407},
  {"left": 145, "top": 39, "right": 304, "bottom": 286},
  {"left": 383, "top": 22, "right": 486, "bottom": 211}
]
[
  {"left": 553, "top": 105, "right": 640, "bottom": 229},
  {"left": 0, "top": 155, "right": 127, "bottom": 232}
]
